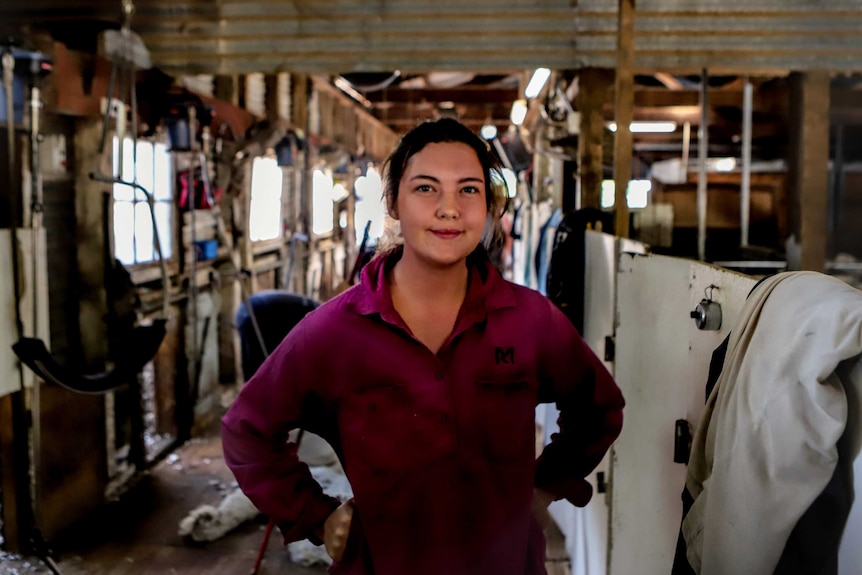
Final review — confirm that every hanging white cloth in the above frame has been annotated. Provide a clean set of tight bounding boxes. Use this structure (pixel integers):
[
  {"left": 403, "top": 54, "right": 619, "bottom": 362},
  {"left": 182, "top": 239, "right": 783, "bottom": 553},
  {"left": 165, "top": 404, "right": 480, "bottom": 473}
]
[{"left": 684, "top": 271, "right": 862, "bottom": 574}]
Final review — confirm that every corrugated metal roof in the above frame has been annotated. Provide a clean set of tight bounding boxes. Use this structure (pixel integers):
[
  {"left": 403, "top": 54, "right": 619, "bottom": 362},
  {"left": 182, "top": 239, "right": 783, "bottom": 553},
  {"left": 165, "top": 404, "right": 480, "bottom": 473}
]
[
  {"left": 6, "top": 0, "right": 862, "bottom": 74},
  {"left": 577, "top": 0, "right": 862, "bottom": 72}
]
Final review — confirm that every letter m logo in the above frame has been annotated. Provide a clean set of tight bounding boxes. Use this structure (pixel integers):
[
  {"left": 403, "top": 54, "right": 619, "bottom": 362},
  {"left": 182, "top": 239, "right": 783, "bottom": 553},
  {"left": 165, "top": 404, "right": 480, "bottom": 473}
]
[{"left": 495, "top": 347, "right": 514, "bottom": 365}]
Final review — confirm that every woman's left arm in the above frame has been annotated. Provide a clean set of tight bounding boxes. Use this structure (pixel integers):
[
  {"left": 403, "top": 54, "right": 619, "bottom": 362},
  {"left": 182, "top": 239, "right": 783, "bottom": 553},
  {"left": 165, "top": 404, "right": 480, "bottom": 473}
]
[
  {"left": 534, "top": 298, "right": 625, "bottom": 507},
  {"left": 222, "top": 323, "right": 341, "bottom": 545}
]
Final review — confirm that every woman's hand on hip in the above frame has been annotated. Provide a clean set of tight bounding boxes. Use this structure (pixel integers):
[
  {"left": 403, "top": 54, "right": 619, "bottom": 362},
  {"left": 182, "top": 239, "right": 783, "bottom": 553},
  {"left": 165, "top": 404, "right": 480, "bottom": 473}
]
[{"left": 323, "top": 499, "right": 355, "bottom": 562}]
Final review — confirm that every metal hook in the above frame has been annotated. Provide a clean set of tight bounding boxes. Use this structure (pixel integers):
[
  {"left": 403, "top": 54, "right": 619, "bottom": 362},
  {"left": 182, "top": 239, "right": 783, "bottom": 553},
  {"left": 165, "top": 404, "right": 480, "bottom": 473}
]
[{"left": 704, "top": 284, "right": 718, "bottom": 302}]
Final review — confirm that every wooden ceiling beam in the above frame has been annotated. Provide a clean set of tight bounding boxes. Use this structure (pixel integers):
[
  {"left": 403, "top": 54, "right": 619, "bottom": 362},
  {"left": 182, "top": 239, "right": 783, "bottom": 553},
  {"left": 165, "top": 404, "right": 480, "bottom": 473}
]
[
  {"left": 653, "top": 72, "right": 684, "bottom": 90},
  {"left": 364, "top": 87, "right": 519, "bottom": 105}
]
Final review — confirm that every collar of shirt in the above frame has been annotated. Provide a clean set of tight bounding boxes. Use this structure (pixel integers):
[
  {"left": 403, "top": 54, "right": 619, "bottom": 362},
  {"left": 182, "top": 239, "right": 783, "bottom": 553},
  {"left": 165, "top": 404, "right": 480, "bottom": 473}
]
[{"left": 346, "top": 246, "right": 517, "bottom": 331}]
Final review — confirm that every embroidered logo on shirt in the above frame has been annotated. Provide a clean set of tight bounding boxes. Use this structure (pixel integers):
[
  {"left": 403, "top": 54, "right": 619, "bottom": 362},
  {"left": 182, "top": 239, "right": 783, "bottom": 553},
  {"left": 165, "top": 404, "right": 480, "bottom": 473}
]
[{"left": 495, "top": 347, "right": 514, "bottom": 365}]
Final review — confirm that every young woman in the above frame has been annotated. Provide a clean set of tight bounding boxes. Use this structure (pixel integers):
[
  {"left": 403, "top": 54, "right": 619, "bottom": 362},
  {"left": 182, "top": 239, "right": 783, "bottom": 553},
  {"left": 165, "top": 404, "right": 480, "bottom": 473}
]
[{"left": 221, "top": 118, "right": 624, "bottom": 575}]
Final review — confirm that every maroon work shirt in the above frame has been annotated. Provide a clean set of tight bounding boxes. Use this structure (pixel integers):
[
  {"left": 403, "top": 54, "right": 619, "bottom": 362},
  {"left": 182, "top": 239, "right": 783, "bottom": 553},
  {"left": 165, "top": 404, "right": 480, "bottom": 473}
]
[{"left": 222, "top": 248, "right": 624, "bottom": 575}]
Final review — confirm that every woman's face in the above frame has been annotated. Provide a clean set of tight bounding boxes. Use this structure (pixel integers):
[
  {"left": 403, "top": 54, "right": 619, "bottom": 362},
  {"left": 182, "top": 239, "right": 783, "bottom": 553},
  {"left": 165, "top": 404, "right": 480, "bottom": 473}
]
[{"left": 395, "top": 141, "right": 489, "bottom": 269}]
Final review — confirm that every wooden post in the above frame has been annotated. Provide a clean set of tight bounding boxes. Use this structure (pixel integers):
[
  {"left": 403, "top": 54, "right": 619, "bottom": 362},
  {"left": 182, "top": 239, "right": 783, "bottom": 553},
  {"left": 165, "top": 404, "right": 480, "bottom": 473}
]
[
  {"left": 789, "top": 71, "right": 830, "bottom": 271},
  {"left": 0, "top": 392, "right": 31, "bottom": 552},
  {"left": 213, "top": 75, "right": 239, "bottom": 107},
  {"left": 292, "top": 74, "right": 313, "bottom": 295},
  {"left": 578, "top": 68, "right": 613, "bottom": 210},
  {"left": 740, "top": 78, "right": 753, "bottom": 247},
  {"left": 264, "top": 73, "right": 290, "bottom": 122},
  {"left": 291, "top": 74, "right": 309, "bottom": 139},
  {"left": 264, "top": 74, "right": 279, "bottom": 122},
  {"left": 613, "top": 0, "right": 635, "bottom": 237},
  {"left": 238, "top": 161, "right": 255, "bottom": 293},
  {"left": 697, "top": 69, "right": 709, "bottom": 261},
  {"left": 75, "top": 119, "right": 109, "bottom": 371}
]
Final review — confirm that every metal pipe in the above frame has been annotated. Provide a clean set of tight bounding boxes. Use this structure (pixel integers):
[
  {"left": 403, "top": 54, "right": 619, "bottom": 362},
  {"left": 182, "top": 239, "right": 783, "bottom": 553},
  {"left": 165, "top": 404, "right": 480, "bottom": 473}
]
[
  {"left": 187, "top": 104, "right": 199, "bottom": 428},
  {"left": 28, "top": 64, "right": 45, "bottom": 546},
  {"left": 697, "top": 68, "right": 709, "bottom": 261},
  {"left": 740, "top": 77, "right": 753, "bottom": 247}
]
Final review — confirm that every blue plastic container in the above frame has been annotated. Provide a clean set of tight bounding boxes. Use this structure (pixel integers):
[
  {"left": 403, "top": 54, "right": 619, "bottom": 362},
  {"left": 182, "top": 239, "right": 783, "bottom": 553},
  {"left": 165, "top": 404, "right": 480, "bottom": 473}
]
[{"left": 194, "top": 239, "right": 218, "bottom": 261}]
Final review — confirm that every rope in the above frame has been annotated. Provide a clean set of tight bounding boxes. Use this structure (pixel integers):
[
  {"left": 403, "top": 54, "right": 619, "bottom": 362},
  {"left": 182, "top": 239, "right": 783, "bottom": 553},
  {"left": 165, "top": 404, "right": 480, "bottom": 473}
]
[{"left": 250, "top": 517, "right": 277, "bottom": 575}]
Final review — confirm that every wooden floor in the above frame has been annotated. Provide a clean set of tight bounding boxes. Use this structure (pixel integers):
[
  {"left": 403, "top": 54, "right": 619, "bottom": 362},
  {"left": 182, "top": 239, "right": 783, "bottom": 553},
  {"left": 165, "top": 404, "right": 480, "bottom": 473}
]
[{"left": 3, "top": 431, "right": 571, "bottom": 575}]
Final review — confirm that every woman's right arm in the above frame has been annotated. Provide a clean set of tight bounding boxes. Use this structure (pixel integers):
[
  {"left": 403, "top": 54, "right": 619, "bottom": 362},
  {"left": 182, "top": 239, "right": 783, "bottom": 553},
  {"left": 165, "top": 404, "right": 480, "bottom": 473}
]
[{"left": 221, "top": 324, "right": 340, "bottom": 545}]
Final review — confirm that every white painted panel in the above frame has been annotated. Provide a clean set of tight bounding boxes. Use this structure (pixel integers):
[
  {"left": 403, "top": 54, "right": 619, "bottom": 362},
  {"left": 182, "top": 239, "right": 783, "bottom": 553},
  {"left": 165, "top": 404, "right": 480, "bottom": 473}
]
[
  {"left": 680, "top": 262, "right": 756, "bottom": 428},
  {"left": 608, "top": 253, "right": 755, "bottom": 575},
  {"left": 0, "top": 229, "right": 50, "bottom": 398},
  {"left": 543, "top": 231, "right": 647, "bottom": 575}
]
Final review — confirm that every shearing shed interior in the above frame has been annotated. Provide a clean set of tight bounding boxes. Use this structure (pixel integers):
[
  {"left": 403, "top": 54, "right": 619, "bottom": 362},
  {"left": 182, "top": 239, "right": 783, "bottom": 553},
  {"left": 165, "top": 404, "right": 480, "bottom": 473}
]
[{"left": 2, "top": 1, "right": 862, "bottom": 574}]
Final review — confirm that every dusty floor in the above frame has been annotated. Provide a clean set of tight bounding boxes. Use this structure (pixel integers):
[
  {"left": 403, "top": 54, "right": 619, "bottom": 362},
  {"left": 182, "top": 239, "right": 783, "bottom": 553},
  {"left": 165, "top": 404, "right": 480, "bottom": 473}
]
[
  {"left": 1, "top": 433, "right": 325, "bottom": 575},
  {"left": 1, "top": 432, "right": 571, "bottom": 575}
]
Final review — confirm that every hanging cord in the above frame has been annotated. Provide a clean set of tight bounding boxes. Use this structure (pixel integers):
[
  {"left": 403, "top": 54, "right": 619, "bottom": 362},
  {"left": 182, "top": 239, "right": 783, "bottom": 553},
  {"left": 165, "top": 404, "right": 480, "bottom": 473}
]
[
  {"left": 90, "top": 173, "right": 169, "bottom": 319},
  {"left": 91, "top": 0, "right": 167, "bottom": 318},
  {"left": 251, "top": 517, "right": 277, "bottom": 575},
  {"left": 97, "top": 0, "right": 135, "bottom": 160},
  {"left": 127, "top": 19, "right": 138, "bottom": 195}
]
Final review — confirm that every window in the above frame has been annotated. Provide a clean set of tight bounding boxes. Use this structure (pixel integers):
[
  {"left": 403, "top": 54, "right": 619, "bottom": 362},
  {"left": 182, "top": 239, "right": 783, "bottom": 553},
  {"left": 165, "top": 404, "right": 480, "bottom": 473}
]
[
  {"left": 353, "top": 166, "right": 385, "bottom": 243},
  {"left": 601, "top": 179, "right": 651, "bottom": 210},
  {"left": 312, "top": 169, "right": 336, "bottom": 236},
  {"left": 112, "top": 137, "right": 173, "bottom": 265},
  {"left": 249, "top": 156, "right": 283, "bottom": 241}
]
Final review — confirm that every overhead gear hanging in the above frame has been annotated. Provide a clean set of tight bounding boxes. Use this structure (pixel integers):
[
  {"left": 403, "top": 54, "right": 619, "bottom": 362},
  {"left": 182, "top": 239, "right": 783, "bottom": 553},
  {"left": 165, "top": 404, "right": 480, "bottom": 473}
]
[{"left": 10, "top": 0, "right": 167, "bottom": 396}]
